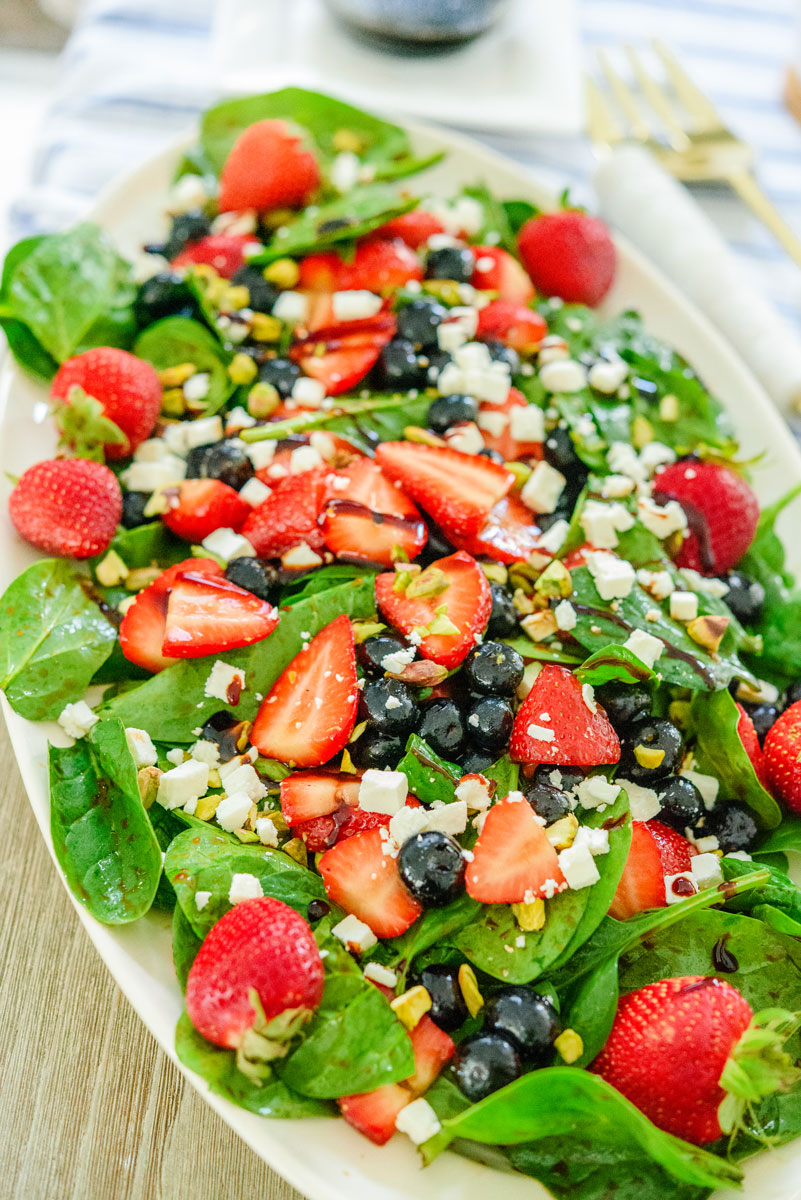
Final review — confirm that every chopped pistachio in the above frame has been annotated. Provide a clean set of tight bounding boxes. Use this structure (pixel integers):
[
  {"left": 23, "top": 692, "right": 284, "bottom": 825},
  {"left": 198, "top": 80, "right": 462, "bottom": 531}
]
[
  {"left": 95, "top": 549, "right": 129, "bottom": 588},
  {"left": 406, "top": 566, "right": 448, "bottom": 600},
  {"left": 224, "top": 284, "right": 251, "bottom": 310},
  {"left": 158, "top": 362, "right": 196, "bottom": 388},
  {"left": 247, "top": 381, "right": 280, "bottom": 418},
  {"left": 511, "top": 898, "right": 546, "bottom": 932},
  {"left": 161, "top": 387, "right": 187, "bottom": 416},
  {"left": 634, "top": 744, "right": 666, "bottom": 770},
  {"left": 263, "top": 257, "right": 301, "bottom": 289},
  {"left": 348, "top": 720, "right": 369, "bottom": 744},
  {"left": 125, "top": 566, "right": 163, "bottom": 591},
  {"left": 458, "top": 964, "right": 484, "bottom": 1018},
  {"left": 631, "top": 415, "right": 654, "bottom": 449},
  {"left": 687, "top": 614, "right": 730, "bottom": 653},
  {"left": 332, "top": 128, "right": 364, "bottom": 153},
  {"left": 228, "top": 352, "right": 258, "bottom": 385},
  {"left": 339, "top": 748, "right": 358, "bottom": 774},
  {"left": 249, "top": 313, "right": 283, "bottom": 342},
  {"left": 352, "top": 621, "right": 387, "bottom": 644},
  {"left": 481, "top": 562, "right": 508, "bottom": 585},
  {"left": 234, "top": 828, "right": 260, "bottom": 843},
  {"left": 195, "top": 793, "right": 221, "bottom": 821},
  {"left": 505, "top": 460, "right": 532, "bottom": 489},
  {"left": 283, "top": 837, "right": 308, "bottom": 866},
  {"left": 555, "top": 1028, "right": 584, "bottom": 1064},
  {"left": 546, "top": 812, "right": 579, "bottom": 850},
  {"left": 137, "top": 766, "right": 162, "bottom": 809},
  {"left": 390, "top": 985, "right": 432, "bottom": 1030},
  {"left": 535, "top": 559, "right": 572, "bottom": 599},
  {"left": 403, "top": 425, "right": 446, "bottom": 447},
  {"left": 520, "top": 609, "right": 559, "bottom": 642}
]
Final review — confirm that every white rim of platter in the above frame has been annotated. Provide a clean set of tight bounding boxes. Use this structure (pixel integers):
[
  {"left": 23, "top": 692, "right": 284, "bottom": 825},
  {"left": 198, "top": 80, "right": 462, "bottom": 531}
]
[{"left": 2, "top": 109, "right": 801, "bottom": 1200}]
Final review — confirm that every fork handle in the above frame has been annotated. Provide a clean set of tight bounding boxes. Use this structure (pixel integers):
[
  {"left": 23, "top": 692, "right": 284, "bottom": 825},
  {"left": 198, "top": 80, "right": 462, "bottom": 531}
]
[{"left": 728, "top": 169, "right": 801, "bottom": 268}]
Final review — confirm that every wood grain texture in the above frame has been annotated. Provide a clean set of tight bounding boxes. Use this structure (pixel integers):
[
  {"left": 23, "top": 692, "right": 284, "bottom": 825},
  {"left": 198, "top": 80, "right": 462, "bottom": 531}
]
[{"left": 0, "top": 721, "right": 305, "bottom": 1200}]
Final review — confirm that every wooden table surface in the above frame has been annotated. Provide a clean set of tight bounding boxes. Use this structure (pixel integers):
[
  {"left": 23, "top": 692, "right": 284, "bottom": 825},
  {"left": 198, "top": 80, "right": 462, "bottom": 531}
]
[{"left": 0, "top": 720, "right": 304, "bottom": 1200}]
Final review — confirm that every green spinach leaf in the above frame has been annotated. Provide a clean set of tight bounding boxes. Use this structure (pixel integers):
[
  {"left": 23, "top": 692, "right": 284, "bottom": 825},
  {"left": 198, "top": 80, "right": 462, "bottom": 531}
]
[
  {"left": 134, "top": 316, "right": 233, "bottom": 414},
  {"left": 690, "top": 688, "right": 781, "bottom": 828},
  {"left": 397, "top": 734, "right": 460, "bottom": 805},
  {"left": 251, "top": 185, "right": 418, "bottom": 263},
  {"left": 240, "top": 391, "right": 432, "bottom": 451},
  {"left": 575, "top": 644, "right": 656, "bottom": 687},
  {"left": 173, "top": 904, "right": 203, "bottom": 991}
]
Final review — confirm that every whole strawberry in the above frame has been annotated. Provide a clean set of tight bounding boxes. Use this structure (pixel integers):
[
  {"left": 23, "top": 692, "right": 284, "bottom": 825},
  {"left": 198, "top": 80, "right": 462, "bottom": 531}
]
[
  {"left": 592, "top": 975, "right": 799, "bottom": 1144},
  {"left": 653, "top": 459, "right": 759, "bottom": 576},
  {"left": 9, "top": 457, "right": 122, "bottom": 558},
  {"left": 764, "top": 700, "right": 801, "bottom": 811},
  {"left": 218, "top": 119, "right": 320, "bottom": 213},
  {"left": 51, "top": 347, "right": 162, "bottom": 459},
  {"left": 185, "top": 897, "right": 324, "bottom": 1051},
  {"left": 517, "top": 210, "right": 616, "bottom": 307}
]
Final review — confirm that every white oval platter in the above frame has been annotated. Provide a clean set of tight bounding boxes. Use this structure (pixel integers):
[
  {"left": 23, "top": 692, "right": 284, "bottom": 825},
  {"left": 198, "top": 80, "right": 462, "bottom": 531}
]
[{"left": 2, "top": 111, "right": 801, "bottom": 1200}]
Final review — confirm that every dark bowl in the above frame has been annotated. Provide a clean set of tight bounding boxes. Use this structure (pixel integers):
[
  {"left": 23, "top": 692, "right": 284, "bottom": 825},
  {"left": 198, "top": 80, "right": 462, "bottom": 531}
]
[{"left": 322, "top": 0, "right": 512, "bottom": 48}]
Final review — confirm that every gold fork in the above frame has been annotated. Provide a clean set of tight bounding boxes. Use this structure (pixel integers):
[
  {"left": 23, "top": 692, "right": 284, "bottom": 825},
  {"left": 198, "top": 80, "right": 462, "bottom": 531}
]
[{"left": 587, "top": 40, "right": 801, "bottom": 268}]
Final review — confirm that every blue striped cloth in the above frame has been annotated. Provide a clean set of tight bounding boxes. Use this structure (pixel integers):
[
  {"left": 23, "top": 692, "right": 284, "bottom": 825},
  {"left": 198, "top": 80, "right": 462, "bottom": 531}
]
[{"left": 10, "top": 0, "right": 801, "bottom": 330}]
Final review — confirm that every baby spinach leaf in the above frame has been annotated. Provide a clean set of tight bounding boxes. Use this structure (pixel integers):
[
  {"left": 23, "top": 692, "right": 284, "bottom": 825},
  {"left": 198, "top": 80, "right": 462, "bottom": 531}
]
[
  {"left": 483, "top": 754, "right": 519, "bottom": 796},
  {"left": 1, "top": 558, "right": 117, "bottom": 720},
  {"left": 95, "top": 521, "right": 188, "bottom": 574},
  {"left": 165, "top": 824, "right": 328, "bottom": 937},
  {"left": 739, "top": 483, "right": 801, "bottom": 681},
  {"left": 201, "top": 87, "right": 413, "bottom": 174},
  {"left": 49, "top": 718, "right": 162, "bottom": 924},
  {"left": 251, "top": 185, "right": 418, "bottom": 263},
  {"left": 397, "top": 734, "right": 460, "bottom": 805},
  {"left": 134, "top": 316, "right": 233, "bottom": 415},
  {"left": 563, "top": 954, "right": 620, "bottom": 1068},
  {"left": 175, "top": 1012, "right": 333, "bottom": 1118},
  {"left": 506, "top": 1138, "right": 710, "bottom": 1200},
  {"left": 0, "top": 234, "right": 59, "bottom": 380},
  {"left": 503, "top": 198, "right": 539, "bottom": 234},
  {"left": 1, "top": 223, "right": 135, "bottom": 366},
  {"left": 758, "top": 815, "right": 801, "bottom": 857},
  {"left": 422, "top": 1067, "right": 741, "bottom": 1191},
  {"left": 720, "top": 855, "right": 801, "bottom": 926},
  {"left": 384, "top": 892, "right": 482, "bottom": 985},
  {"left": 277, "top": 938, "right": 414, "bottom": 1098},
  {"left": 280, "top": 563, "right": 378, "bottom": 605},
  {"left": 101, "top": 575, "right": 377, "bottom": 742},
  {"left": 500, "top": 637, "right": 583, "bottom": 666},
  {"left": 690, "top": 688, "right": 781, "bottom": 828},
  {"left": 459, "top": 183, "right": 517, "bottom": 254},
  {"left": 172, "top": 904, "right": 202, "bottom": 990},
  {"left": 240, "top": 391, "right": 432, "bottom": 451},
  {"left": 575, "top": 644, "right": 656, "bottom": 687}
]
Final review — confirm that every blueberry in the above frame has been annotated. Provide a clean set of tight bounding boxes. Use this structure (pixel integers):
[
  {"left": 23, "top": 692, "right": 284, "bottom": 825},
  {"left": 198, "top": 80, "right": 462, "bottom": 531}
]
[
  {"left": 350, "top": 728, "right": 406, "bottom": 770},
  {"left": 416, "top": 524, "right": 457, "bottom": 567},
  {"left": 359, "top": 678, "right": 418, "bottom": 735},
  {"left": 418, "top": 699, "right": 466, "bottom": 760},
  {"left": 543, "top": 426, "right": 584, "bottom": 475},
  {"left": 158, "top": 209, "right": 211, "bottom": 259},
  {"left": 478, "top": 448, "right": 505, "bottom": 463},
  {"left": 526, "top": 781, "right": 570, "bottom": 825},
  {"left": 785, "top": 682, "right": 801, "bottom": 710},
  {"left": 654, "top": 776, "right": 704, "bottom": 834},
  {"left": 257, "top": 357, "right": 301, "bottom": 398},
  {"left": 185, "top": 439, "right": 254, "bottom": 490},
  {"left": 487, "top": 585, "right": 518, "bottom": 639},
  {"left": 232, "top": 265, "right": 279, "bottom": 313},
  {"left": 483, "top": 339, "right": 520, "bottom": 373},
  {"left": 398, "top": 831, "right": 465, "bottom": 907},
  {"left": 307, "top": 899, "right": 331, "bottom": 922},
  {"left": 533, "top": 764, "right": 585, "bottom": 794},
  {"left": 465, "top": 696, "right": 513, "bottom": 753},
  {"left": 427, "top": 393, "right": 479, "bottom": 434},
  {"left": 121, "top": 491, "right": 151, "bottom": 529},
  {"left": 484, "top": 987, "right": 561, "bottom": 1064},
  {"left": 425, "top": 246, "right": 474, "bottom": 283},
  {"left": 620, "top": 716, "right": 683, "bottom": 782},
  {"left": 372, "top": 338, "right": 426, "bottom": 390},
  {"left": 224, "top": 556, "right": 279, "bottom": 602},
  {"left": 595, "top": 682, "right": 651, "bottom": 729},
  {"left": 356, "top": 634, "right": 408, "bottom": 676},
  {"left": 705, "top": 802, "right": 759, "bottom": 853},
  {"left": 741, "top": 701, "right": 780, "bottom": 745},
  {"left": 133, "top": 272, "right": 198, "bottom": 326},
  {"left": 724, "top": 572, "right": 765, "bottom": 625},
  {"left": 396, "top": 298, "right": 448, "bottom": 348},
  {"left": 453, "top": 1032, "right": 521, "bottom": 1102},
  {"left": 461, "top": 750, "right": 495, "bottom": 774},
  {"left": 463, "top": 641, "right": 524, "bottom": 697},
  {"left": 418, "top": 964, "right": 468, "bottom": 1031}
]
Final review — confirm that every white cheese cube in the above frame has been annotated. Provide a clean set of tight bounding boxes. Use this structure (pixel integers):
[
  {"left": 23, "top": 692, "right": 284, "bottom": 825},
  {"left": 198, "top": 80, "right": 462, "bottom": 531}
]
[
  {"left": 120, "top": 458, "right": 186, "bottom": 491},
  {"left": 637, "top": 497, "right": 688, "bottom": 540},
  {"left": 455, "top": 774, "right": 493, "bottom": 811},
  {"left": 445, "top": 422, "right": 485, "bottom": 455},
  {"left": 537, "top": 519, "right": 569, "bottom": 555},
  {"left": 639, "top": 441, "right": 676, "bottom": 475},
  {"left": 554, "top": 600, "right": 577, "bottom": 631},
  {"left": 157, "top": 760, "right": 210, "bottom": 811},
  {"left": 195, "top": 890, "right": 212, "bottom": 911},
  {"left": 575, "top": 776, "right": 620, "bottom": 810},
  {"left": 189, "top": 739, "right": 220, "bottom": 766},
  {"left": 558, "top": 843, "right": 601, "bottom": 890},
  {"left": 238, "top": 477, "right": 272, "bottom": 507},
  {"left": 58, "top": 700, "right": 99, "bottom": 740},
  {"left": 222, "top": 764, "right": 266, "bottom": 802},
  {"left": 477, "top": 409, "right": 509, "bottom": 437},
  {"left": 225, "top": 405, "right": 257, "bottom": 432},
  {"left": 204, "top": 660, "right": 246, "bottom": 703},
  {"left": 290, "top": 445, "right": 324, "bottom": 474},
  {"left": 245, "top": 440, "right": 277, "bottom": 470},
  {"left": 217, "top": 749, "right": 258, "bottom": 781},
  {"left": 330, "top": 150, "right": 360, "bottom": 192},
  {"left": 255, "top": 816, "right": 279, "bottom": 847},
  {"left": 134, "top": 438, "right": 172, "bottom": 463},
  {"left": 363, "top": 962, "right": 398, "bottom": 987},
  {"left": 291, "top": 376, "right": 327, "bottom": 407},
  {"left": 215, "top": 790, "right": 253, "bottom": 831},
  {"left": 273, "top": 290, "right": 309, "bottom": 325},
  {"left": 665, "top": 871, "right": 697, "bottom": 904},
  {"left": 426, "top": 800, "right": 468, "bottom": 837},
  {"left": 669, "top": 591, "right": 699, "bottom": 622},
  {"left": 690, "top": 852, "right": 724, "bottom": 890},
  {"left": 623, "top": 628, "right": 664, "bottom": 669},
  {"left": 588, "top": 358, "right": 628, "bottom": 394},
  {"left": 183, "top": 414, "right": 222, "bottom": 448},
  {"left": 381, "top": 647, "right": 415, "bottom": 674},
  {"left": 600, "top": 474, "right": 635, "bottom": 499},
  {"left": 332, "top": 290, "right": 383, "bottom": 321},
  {"left": 166, "top": 748, "right": 185, "bottom": 766},
  {"left": 387, "top": 806, "right": 429, "bottom": 848},
  {"left": 332, "top": 913, "right": 377, "bottom": 954},
  {"left": 572, "top": 825, "right": 610, "bottom": 856},
  {"left": 201, "top": 527, "right": 256, "bottom": 562},
  {"left": 680, "top": 768, "right": 719, "bottom": 810},
  {"left": 358, "top": 769, "right": 409, "bottom": 815},
  {"left": 636, "top": 568, "right": 675, "bottom": 600},
  {"left": 161, "top": 423, "right": 190, "bottom": 456},
  {"left": 618, "top": 779, "right": 662, "bottom": 822},
  {"left": 539, "top": 358, "right": 588, "bottom": 394},
  {"left": 521, "top": 461, "right": 566, "bottom": 515},
  {"left": 607, "top": 441, "right": 646, "bottom": 482},
  {"left": 509, "top": 404, "right": 545, "bottom": 443},
  {"left": 395, "top": 1098, "right": 441, "bottom": 1145},
  {"left": 580, "top": 500, "right": 635, "bottom": 550},
  {"left": 228, "top": 872, "right": 264, "bottom": 904},
  {"left": 125, "top": 726, "right": 158, "bottom": 767},
  {"left": 585, "top": 550, "right": 636, "bottom": 600}
]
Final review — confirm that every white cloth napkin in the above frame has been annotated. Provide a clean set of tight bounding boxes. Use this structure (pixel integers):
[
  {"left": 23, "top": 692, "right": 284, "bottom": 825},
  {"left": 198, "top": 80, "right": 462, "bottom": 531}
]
[{"left": 594, "top": 145, "right": 801, "bottom": 415}]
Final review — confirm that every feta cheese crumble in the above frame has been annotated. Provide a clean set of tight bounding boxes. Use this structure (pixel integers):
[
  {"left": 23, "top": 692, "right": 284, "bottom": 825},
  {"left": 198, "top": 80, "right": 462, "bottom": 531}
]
[{"left": 58, "top": 701, "right": 98, "bottom": 740}]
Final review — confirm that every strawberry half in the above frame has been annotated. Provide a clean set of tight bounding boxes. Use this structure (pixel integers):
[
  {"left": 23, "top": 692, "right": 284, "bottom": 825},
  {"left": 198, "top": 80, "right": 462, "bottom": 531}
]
[
  {"left": 321, "top": 458, "right": 427, "bottom": 566},
  {"left": 8, "top": 457, "right": 122, "bottom": 560},
  {"left": 375, "top": 550, "right": 492, "bottom": 669},
  {"left": 458, "top": 493, "right": 541, "bottom": 564},
  {"left": 476, "top": 299, "right": 547, "bottom": 355},
  {"left": 162, "top": 570, "right": 278, "bottom": 657},
  {"left": 653, "top": 460, "right": 759, "bottom": 576},
  {"left": 371, "top": 210, "right": 446, "bottom": 249},
  {"left": 51, "top": 347, "right": 162, "bottom": 460},
  {"left": 471, "top": 246, "right": 535, "bottom": 304},
  {"left": 608, "top": 819, "right": 693, "bottom": 920},
  {"left": 218, "top": 119, "right": 320, "bottom": 213},
  {"left": 764, "top": 700, "right": 801, "bottom": 813},
  {"left": 510, "top": 665, "right": 621, "bottom": 767},
  {"left": 171, "top": 234, "right": 260, "bottom": 279},
  {"left": 465, "top": 795, "right": 565, "bottom": 904},
  {"left": 251, "top": 614, "right": 358, "bottom": 767},
  {"left": 318, "top": 826, "right": 423, "bottom": 937},
  {"left": 163, "top": 479, "right": 251, "bottom": 543},
  {"left": 290, "top": 312, "right": 396, "bottom": 396},
  {"left": 299, "top": 238, "right": 422, "bottom": 293},
  {"left": 293, "top": 796, "right": 422, "bottom": 853},
  {"left": 406, "top": 1015, "right": 455, "bottom": 1094},
  {"left": 375, "top": 441, "right": 514, "bottom": 539},
  {"left": 279, "top": 771, "right": 362, "bottom": 824},
  {"left": 185, "top": 897, "right": 324, "bottom": 1049},
  {"left": 119, "top": 558, "right": 222, "bottom": 672},
  {"left": 242, "top": 466, "right": 333, "bottom": 558},
  {"left": 475, "top": 387, "right": 544, "bottom": 463},
  {"left": 338, "top": 1084, "right": 411, "bottom": 1146}
]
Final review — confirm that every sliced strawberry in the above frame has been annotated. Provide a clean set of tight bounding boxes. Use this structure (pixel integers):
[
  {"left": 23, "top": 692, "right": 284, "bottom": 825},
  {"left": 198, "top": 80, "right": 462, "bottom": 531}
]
[
  {"left": 242, "top": 467, "right": 333, "bottom": 558},
  {"left": 119, "top": 558, "right": 222, "bottom": 672},
  {"left": 476, "top": 299, "right": 547, "bottom": 354},
  {"left": 465, "top": 796, "right": 565, "bottom": 904},
  {"left": 171, "top": 234, "right": 259, "bottom": 279},
  {"left": 338, "top": 1084, "right": 410, "bottom": 1146},
  {"left": 371, "top": 210, "right": 446, "bottom": 249},
  {"left": 290, "top": 312, "right": 396, "bottom": 396},
  {"left": 375, "top": 441, "right": 514, "bottom": 539},
  {"left": 406, "top": 1016, "right": 455, "bottom": 1094},
  {"left": 474, "top": 387, "right": 544, "bottom": 463},
  {"left": 298, "top": 239, "right": 422, "bottom": 293},
  {"left": 161, "top": 571, "right": 278, "bottom": 657},
  {"left": 294, "top": 796, "right": 422, "bottom": 852},
  {"left": 471, "top": 246, "right": 535, "bottom": 304},
  {"left": 318, "top": 827, "right": 423, "bottom": 937},
  {"left": 510, "top": 664, "right": 621, "bottom": 767},
  {"left": 563, "top": 543, "right": 594, "bottom": 569},
  {"left": 375, "top": 551, "right": 491, "bottom": 669},
  {"left": 458, "top": 493, "right": 541, "bottom": 564},
  {"left": 735, "top": 702, "right": 767, "bottom": 786},
  {"left": 218, "top": 119, "right": 320, "bottom": 213},
  {"left": 162, "top": 479, "right": 251, "bottom": 543},
  {"left": 251, "top": 614, "right": 358, "bottom": 767},
  {"left": 280, "top": 771, "right": 362, "bottom": 825},
  {"left": 321, "top": 458, "right": 427, "bottom": 566},
  {"left": 609, "top": 819, "right": 693, "bottom": 920}
]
